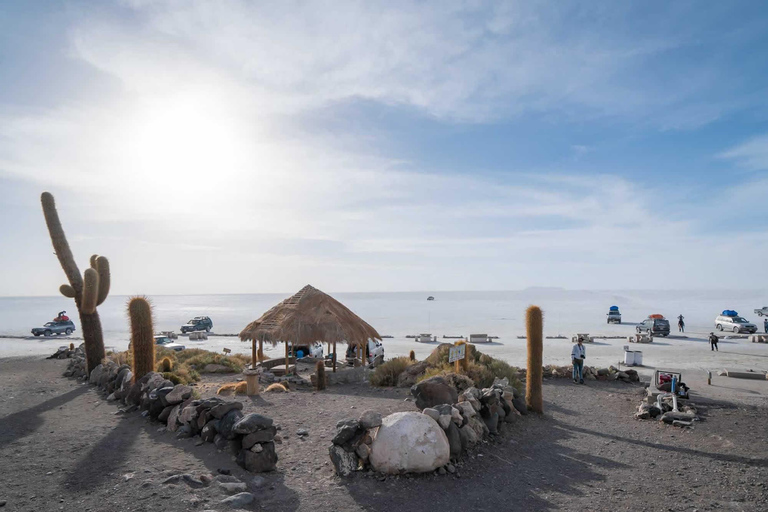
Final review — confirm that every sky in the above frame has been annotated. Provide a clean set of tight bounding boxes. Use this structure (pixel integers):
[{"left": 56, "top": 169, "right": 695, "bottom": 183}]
[{"left": 2, "top": 0, "right": 768, "bottom": 296}]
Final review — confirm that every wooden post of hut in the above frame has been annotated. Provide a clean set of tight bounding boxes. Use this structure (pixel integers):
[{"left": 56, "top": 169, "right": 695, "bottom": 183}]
[
  {"left": 285, "top": 341, "right": 289, "bottom": 376},
  {"left": 258, "top": 339, "right": 264, "bottom": 362},
  {"left": 333, "top": 341, "right": 337, "bottom": 372},
  {"left": 251, "top": 340, "right": 257, "bottom": 369},
  {"left": 361, "top": 341, "right": 367, "bottom": 368}
]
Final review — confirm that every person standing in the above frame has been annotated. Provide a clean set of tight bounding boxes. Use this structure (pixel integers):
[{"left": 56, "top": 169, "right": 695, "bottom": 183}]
[
  {"left": 764, "top": 318, "right": 768, "bottom": 334},
  {"left": 677, "top": 314, "right": 685, "bottom": 333},
  {"left": 571, "top": 338, "right": 586, "bottom": 384},
  {"left": 709, "top": 332, "right": 719, "bottom": 352}
]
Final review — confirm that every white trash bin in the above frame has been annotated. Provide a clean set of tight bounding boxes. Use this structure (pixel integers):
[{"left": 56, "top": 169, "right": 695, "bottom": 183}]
[
  {"left": 634, "top": 351, "right": 643, "bottom": 366},
  {"left": 623, "top": 350, "right": 636, "bottom": 366}
]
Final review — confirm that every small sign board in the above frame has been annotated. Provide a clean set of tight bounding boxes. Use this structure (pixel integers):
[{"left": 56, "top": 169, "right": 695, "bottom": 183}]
[{"left": 449, "top": 344, "right": 466, "bottom": 363}]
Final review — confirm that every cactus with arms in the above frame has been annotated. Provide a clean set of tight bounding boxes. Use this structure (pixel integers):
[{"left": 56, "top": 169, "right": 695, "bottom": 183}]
[{"left": 41, "top": 192, "right": 110, "bottom": 374}]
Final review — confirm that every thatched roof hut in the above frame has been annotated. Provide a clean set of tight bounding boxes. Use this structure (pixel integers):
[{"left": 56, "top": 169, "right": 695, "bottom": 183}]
[{"left": 239, "top": 285, "right": 381, "bottom": 373}]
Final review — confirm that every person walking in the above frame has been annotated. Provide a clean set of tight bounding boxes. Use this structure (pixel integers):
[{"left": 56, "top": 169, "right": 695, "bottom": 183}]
[
  {"left": 709, "top": 332, "right": 719, "bottom": 352},
  {"left": 677, "top": 314, "right": 685, "bottom": 333},
  {"left": 764, "top": 318, "right": 768, "bottom": 334},
  {"left": 571, "top": 337, "right": 586, "bottom": 384}
]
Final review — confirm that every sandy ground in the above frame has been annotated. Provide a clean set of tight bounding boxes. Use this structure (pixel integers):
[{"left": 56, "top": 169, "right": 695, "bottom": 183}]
[{"left": 1, "top": 356, "right": 767, "bottom": 511}]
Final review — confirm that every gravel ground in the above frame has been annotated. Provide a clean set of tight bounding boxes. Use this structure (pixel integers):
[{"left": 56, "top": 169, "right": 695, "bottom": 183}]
[{"left": 1, "top": 357, "right": 766, "bottom": 511}]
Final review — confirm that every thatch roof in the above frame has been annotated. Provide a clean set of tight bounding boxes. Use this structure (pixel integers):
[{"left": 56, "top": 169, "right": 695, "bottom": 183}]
[{"left": 239, "top": 285, "right": 381, "bottom": 347}]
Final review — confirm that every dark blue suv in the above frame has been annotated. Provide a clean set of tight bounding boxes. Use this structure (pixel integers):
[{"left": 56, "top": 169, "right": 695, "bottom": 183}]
[{"left": 180, "top": 316, "right": 213, "bottom": 333}]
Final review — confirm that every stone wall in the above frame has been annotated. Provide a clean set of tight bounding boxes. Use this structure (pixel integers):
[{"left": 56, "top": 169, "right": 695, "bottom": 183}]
[{"left": 62, "top": 344, "right": 278, "bottom": 473}]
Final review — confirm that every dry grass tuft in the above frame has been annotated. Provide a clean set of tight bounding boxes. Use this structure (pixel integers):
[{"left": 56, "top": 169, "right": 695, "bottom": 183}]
[{"left": 265, "top": 383, "right": 289, "bottom": 393}]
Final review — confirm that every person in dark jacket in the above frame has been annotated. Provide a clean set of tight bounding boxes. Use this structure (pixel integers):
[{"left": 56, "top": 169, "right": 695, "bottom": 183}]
[
  {"left": 677, "top": 314, "right": 685, "bottom": 333},
  {"left": 708, "top": 332, "right": 719, "bottom": 352}
]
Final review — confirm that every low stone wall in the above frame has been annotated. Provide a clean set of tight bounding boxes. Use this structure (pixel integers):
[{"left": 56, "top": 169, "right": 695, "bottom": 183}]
[
  {"left": 634, "top": 395, "right": 699, "bottom": 427},
  {"left": 329, "top": 376, "right": 526, "bottom": 476},
  {"left": 62, "top": 344, "right": 278, "bottom": 473},
  {"left": 522, "top": 365, "right": 640, "bottom": 382}
]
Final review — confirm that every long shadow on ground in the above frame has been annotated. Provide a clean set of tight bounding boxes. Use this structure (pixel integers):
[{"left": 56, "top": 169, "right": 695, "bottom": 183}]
[{"left": 0, "top": 385, "right": 89, "bottom": 444}]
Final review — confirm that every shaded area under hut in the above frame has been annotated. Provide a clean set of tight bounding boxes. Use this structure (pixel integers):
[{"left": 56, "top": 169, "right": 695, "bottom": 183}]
[{"left": 239, "top": 285, "right": 382, "bottom": 374}]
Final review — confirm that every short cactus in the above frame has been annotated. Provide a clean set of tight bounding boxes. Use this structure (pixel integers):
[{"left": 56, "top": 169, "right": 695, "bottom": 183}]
[
  {"left": 161, "top": 357, "right": 173, "bottom": 372},
  {"left": 41, "top": 192, "right": 111, "bottom": 373},
  {"left": 315, "top": 360, "right": 326, "bottom": 391},
  {"left": 69, "top": 342, "right": 75, "bottom": 351},
  {"left": 128, "top": 296, "right": 154, "bottom": 382},
  {"left": 526, "top": 305, "right": 543, "bottom": 413},
  {"left": 409, "top": 350, "right": 416, "bottom": 361}
]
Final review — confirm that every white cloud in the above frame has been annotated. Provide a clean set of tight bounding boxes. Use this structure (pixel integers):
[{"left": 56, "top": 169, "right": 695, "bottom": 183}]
[{"left": 720, "top": 134, "right": 768, "bottom": 171}]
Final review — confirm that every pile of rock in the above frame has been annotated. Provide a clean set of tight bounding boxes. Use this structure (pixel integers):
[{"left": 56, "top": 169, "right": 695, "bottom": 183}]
[
  {"left": 83, "top": 361, "right": 278, "bottom": 473},
  {"left": 329, "top": 376, "right": 526, "bottom": 476},
  {"left": 538, "top": 364, "right": 640, "bottom": 383},
  {"left": 48, "top": 343, "right": 80, "bottom": 360},
  {"left": 328, "top": 410, "right": 382, "bottom": 476},
  {"left": 62, "top": 344, "right": 87, "bottom": 379},
  {"left": 634, "top": 395, "right": 699, "bottom": 427}
]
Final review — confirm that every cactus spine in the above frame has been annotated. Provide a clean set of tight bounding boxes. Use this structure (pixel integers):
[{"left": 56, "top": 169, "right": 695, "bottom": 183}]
[
  {"left": 526, "top": 305, "right": 543, "bottom": 413},
  {"left": 41, "top": 192, "right": 110, "bottom": 374},
  {"left": 315, "top": 360, "right": 326, "bottom": 391},
  {"left": 128, "top": 296, "right": 155, "bottom": 382}
]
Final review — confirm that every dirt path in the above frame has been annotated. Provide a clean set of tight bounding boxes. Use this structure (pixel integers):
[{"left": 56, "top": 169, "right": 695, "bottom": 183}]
[{"left": 1, "top": 357, "right": 766, "bottom": 511}]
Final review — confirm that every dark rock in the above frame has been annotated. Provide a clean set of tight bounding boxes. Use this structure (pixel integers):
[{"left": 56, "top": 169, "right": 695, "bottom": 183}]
[
  {"left": 396, "top": 360, "right": 429, "bottom": 388},
  {"left": 457, "top": 423, "right": 471, "bottom": 451},
  {"left": 214, "top": 434, "right": 229, "bottom": 450},
  {"left": 411, "top": 377, "right": 458, "bottom": 411},
  {"left": 512, "top": 396, "right": 528, "bottom": 416},
  {"left": 175, "top": 425, "right": 193, "bottom": 439},
  {"left": 482, "top": 411, "right": 499, "bottom": 434},
  {"left": 445, "top": 422, "right": 462, "bottom": 459},
  {"left": 329, "top": 445, "right": 358, "bottom": 476},
  {"left": 201, "top": 422, "right": 217, "bottom": 443},
  {"left": 181, "top": 474, "right": 206, "bottom": 488},
  {"left": 210, "top": 401, "right": 243, "bottom": 419},
  {"left": 237, "top": 442, "right": 278, "bottom": 473},
  {"left": 166, "top": 405, "right": 181, "bottom": 432},
  {"left": 232, "top": 413, "right": 273, "bottom": 434},
  {"left": 227, "top": 438, "right": 242, "bottom": 455},
  {"left": 218, "top": 409, "right": 245, "bottom": 440},
  {"left": 197, "top": 410, "right": 210, "bottom": 430},
  {"left": 241, "top": 427, "right": 277, "bottom": 449},
  {"left": 152, "top": 386, "right": 175, "bottom": 406},
  {"left": 197, "top": 397, "right": 225, "bottom": 413},
  {"left": 149, "top": 399, "right": 166, "bottom": 419},
  {"left": 332, "top": 419, "right": 361, "bottom": 446}
]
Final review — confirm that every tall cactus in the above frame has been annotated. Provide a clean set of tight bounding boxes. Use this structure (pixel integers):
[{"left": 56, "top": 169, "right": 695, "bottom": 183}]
[
  {"left": 128, "top": 296, "right": 155, "bottom": 381},
  {"left": 41, "top": 192, "right": 110, "bottom": 374},
  {"left": 526, "top": 305, "right": 543, "bottom": 413}
]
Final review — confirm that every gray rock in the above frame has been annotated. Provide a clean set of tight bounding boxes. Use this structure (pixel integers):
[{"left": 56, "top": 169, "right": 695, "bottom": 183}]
[
  {"left": 396, "top": 360, "right": 428, "bottom": 388},
  {"left": 166, "top": 405, "right": 181, "bottom": 432},
  {"left": 422, "top": 408, "right": 440, "bottom": 421},
  {"left": 483, "top": 411, "right": 499, "bottom": 434},
  {"left": 233, "top": 413, "right": 274, "bottom": 434},
  {"left": 220, "top": 492, "right": 255, "bottom": 508},
  {"left": 165, "top": 385, "right": 193, "bottom": 405},
  {"left": 356, "top": 443, "right": 371, "bottom": 461},
  {"left": 181, "top": 474, "right": 205, "bottom": 488},
  {"left": 237, "top": 442, "right": 278, "bottom": 473},
  {"left": 455, "top": 401, "right": 476, "bottom": 418},
  {"left": 332, "top": 419, "right": 362, "bottom": 446},
  {"left": 438, "top": 415, "right": 452, "bottom": 430},
  {"left": 179, "top": 403, "right": 199, "bottom": 426},
  {"left": 445, "top": 422, "right": 462, "bottom": 459},
  {"left": 296, "top": 428, "right": 309, "bottom": 436},
  {"left": 219, "top": 409, "right": 245, "bottom": 440},
  {"left": 411, "top": 376, "right": 459, "bottom": 411},
  {"left": 219, "top": 481, "right": 247, "bottom": 494},
  {"left": 210, "top": 401, "right": 243, "bottom": 419},
  {"left": 241, "top": 426, "right": 277, "bottom": 449},
  {"left": 329, "top": 445, "right": 359, "bottom": 476},
  {"left": 359, "top": 410, "right": 382, "bottom": 429}
]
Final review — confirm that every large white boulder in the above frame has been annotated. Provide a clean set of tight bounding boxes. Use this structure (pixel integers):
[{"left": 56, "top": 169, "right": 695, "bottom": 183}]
[{"left": 369, "top": 412, "right": 450, "bottom": 474}]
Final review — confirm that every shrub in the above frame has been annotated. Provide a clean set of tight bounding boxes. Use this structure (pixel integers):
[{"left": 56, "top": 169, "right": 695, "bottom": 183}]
[{"left": 369, "top": 357, "right": 412, "bottom": 387}]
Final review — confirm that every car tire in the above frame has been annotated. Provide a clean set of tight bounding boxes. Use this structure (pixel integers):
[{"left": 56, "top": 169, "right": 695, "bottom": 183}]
[
  {"left": 205, "top": 326, "right": 211, "bottom": 332},
  {"left": 34, "top": 333, "right": 40, "bottom": 337},
  {"left": 717, "top": 324, "right": 723, "bottom": 331},
  {"left": 636, "top": 327, "right": 641, "bottom": 333},
  {"left": 733, "top": 326, "right": 739, "bottom": 333},
  {"left": 65, "top": 328, "right": 72, "bottom": 335},
  {"left": 44, "top": 330, "right": 52, "bottom": 337}
]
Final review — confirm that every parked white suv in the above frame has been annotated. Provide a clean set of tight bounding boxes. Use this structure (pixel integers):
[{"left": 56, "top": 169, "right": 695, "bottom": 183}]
[{"left": 715, "top": 315, "right": 757, "bottom": 334}]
